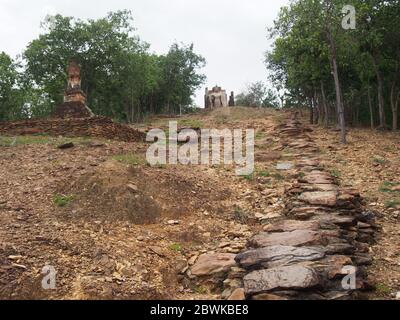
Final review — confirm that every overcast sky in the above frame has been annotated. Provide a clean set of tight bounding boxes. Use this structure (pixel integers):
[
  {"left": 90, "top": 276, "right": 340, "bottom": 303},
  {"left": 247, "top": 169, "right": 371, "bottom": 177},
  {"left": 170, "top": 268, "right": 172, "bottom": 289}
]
[{"left": 0, "top": 0, "right": 290, "bottom": 106}]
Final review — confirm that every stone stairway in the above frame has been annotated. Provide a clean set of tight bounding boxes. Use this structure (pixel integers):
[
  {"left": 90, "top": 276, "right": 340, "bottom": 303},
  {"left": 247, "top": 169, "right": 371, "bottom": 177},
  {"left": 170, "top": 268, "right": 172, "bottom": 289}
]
[{"left": 230, "top": 115, "right": 376, "bottom": 300}]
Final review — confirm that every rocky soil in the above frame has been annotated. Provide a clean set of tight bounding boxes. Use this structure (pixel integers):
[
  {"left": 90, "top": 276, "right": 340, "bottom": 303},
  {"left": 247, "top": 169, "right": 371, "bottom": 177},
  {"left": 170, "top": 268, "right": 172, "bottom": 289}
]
[{"left": 0, "top": 107, "right": 397, "bottom": 300}]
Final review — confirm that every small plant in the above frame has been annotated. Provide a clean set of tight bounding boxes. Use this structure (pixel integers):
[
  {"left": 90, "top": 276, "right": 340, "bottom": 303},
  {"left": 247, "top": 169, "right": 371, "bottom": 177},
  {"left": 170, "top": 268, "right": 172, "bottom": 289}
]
[
  {"left": 330, "top": 169, "right": 341, "bottom": 179},
  {"left": 375, "top": 283, "right": 391, "bottom": 295},
  {"left": 373, "top": 156, "right": 386, "bottom": 165},
  {"left": 169, "top": 243, "right": 182, "bottom": 252},
  {"left": 194, "top": 285, "right": 208, "bottom": 294},
  {"left": 233, "top": 206, "right": 248, "bottom": 223},
  {"left": 54, "top": 194, "right": 74, "bottom": 207},
  {"left": 298, "top": 171, "right": 305, "bottom": 179},
  {"left": 255, "top": 131, "right": 265, "bottom": 140}
]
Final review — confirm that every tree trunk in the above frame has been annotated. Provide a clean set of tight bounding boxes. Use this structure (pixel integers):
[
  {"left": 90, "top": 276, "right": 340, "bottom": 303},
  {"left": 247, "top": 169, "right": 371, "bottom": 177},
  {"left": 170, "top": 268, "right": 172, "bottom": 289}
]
[
  {"left": 309, "top": 95, "right": 314, "bottom": 124},
  {"left": 391, "top": 83, "right": 399, "bottom": 131},
  {"left": 313, "top": 86, "right": 320, "bottom": 124},
  {"left": 320, "top": 81, "right": 329, "bottom": 127},
  {"left": 372, "top": 55, "right": 386, "bottom": 128},
  {"left": 368, "top": 85, "right": 374, "bottom": 129},
  {"left": 327, "top": 29, "right": 346, "bottom": 143}
]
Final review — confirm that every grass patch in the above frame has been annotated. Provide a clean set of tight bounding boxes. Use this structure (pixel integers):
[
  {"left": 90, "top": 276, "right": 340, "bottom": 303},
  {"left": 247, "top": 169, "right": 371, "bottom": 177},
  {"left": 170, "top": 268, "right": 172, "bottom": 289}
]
[
  {"left": 169, "top": 243, "right": 182, "bottom": 252},
  {"left": 53, "top": 194, "right": 74, "bottom": 207},
  {"left": 257, "top": 170, "right": 270, "bottom": 177},
  {"left": 384, "top": 199, "right": 400, "bottom": 209},
  {"left": 0, "top": 135, "right": 52, "bottom": 146},
  {"left": 241, "top": 173, "right": 254, "bottom": 181},
  {"left": 379, "top": 181, "right": 400, "bottom": 193},
  {"left": 112, "top": 153, "right": 145, "bottom": 166},
  {"left": 375, "top": 283, "right": 391, "bottom": 295},
  {"left": 178, "top": 119, "right": 203, "bottom": 128},
  {"left": 0, "top": 135, "right": 94, "bottom": 147}
]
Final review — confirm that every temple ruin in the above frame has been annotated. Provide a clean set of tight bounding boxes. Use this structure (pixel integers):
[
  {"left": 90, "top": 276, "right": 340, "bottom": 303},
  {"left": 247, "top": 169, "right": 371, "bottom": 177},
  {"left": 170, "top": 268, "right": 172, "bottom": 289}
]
[
  {"left": 53, "top": 60, "right": 94, "bottom": 119},
  {"left": 205, "top": 85, "right": 234, "bottom": 109}
]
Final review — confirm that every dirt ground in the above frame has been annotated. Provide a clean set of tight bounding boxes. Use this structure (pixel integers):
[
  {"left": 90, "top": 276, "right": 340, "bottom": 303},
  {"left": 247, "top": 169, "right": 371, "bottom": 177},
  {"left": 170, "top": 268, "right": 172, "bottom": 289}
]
[
  {"left": 312, "top": 125, "right": 400, "bottom": 299},
  {"left": 0, "top": 107, "right": 398, "bottom": 300}
]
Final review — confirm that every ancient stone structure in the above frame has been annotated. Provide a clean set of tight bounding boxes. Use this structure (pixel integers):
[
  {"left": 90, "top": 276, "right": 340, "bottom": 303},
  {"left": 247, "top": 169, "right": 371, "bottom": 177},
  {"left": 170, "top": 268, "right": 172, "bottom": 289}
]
[
  {"left": 204, "top": 85, "right": 229, "bottom": 109},
  {"left": 53, "top": 60, "right": 94, "bottom": 119},
  {"left": 0, "top": 117, "right": 145, "bottom": 142}
]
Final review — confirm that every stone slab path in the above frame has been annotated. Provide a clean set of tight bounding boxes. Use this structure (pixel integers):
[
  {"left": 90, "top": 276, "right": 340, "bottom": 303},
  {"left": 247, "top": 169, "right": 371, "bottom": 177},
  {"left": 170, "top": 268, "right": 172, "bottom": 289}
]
[{"left": 192, "top": 114, "right": 377, "bottom": 300}]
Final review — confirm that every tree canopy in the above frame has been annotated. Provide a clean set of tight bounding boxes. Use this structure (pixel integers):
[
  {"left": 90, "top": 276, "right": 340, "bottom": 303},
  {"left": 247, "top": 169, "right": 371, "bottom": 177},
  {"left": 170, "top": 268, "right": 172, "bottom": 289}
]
[{"left": 266, "top": 0, "right": 400, "bottom": 138}]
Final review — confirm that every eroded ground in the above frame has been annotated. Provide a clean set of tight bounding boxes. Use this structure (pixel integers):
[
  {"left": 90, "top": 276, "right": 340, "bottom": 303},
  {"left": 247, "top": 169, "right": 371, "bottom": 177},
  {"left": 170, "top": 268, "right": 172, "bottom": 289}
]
[{"left": 0, "top": 108, "right": 398, "bottom": 299}]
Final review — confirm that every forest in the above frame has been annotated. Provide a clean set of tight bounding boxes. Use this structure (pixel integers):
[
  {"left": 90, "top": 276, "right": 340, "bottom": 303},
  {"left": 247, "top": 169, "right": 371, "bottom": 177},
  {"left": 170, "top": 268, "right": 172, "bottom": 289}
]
[
  {"left": 0, "top": 10, "right": 206, "bottom": 123},
  {"left": 266, "top": 0, "right": 400, "bottom": 143}
]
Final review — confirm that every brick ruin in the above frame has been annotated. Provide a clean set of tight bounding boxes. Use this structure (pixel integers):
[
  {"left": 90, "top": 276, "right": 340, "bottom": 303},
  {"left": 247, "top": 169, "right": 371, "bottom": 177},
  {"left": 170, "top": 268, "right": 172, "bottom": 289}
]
[
  {"left": 52, "top": 60, "right": 94, "bottom": 119},
  {"left": 0, "top": 60, "right": 145, "bottom": 142},
  {"left": 205, "top": 85, "right": 234, "bottom": 109}
]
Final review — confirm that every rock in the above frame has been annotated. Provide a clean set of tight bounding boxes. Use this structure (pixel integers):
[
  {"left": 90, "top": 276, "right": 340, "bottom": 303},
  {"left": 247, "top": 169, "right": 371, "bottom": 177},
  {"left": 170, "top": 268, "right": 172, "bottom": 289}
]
[
  {"left": 191, "top": 253, "right": 236, "bottom": 276},
  {"left": 221, "top": 288, "right": 233, "bottom": 299},
  {"left": 255, "top": 151, "right": 282, "bottom": 162},
  {"left": 263, "top": 220, "right": 319, "bottom": 233},
  {"left": 175, "top": 259, "right": 188, "bottom": 274},
  {"left": 323, "top": 255, "right": 353, "bottom": 279},
  {"left": 320, "top": 215, "right": 357, "bottom": 228},
  {"left": 57, "top": 142, "right": 74, "bottom": 149},
  {"left": 251, "top": 293, "right": 287, "bottom": 300},
  {"left": 188, "top": 255, "right": 199, "bottom": 265},
  {"left": 276, "top": 162, "right": 294, "bottom": 170},
  {"left": 310, "top": 184, "right": 338, "bottom": 191},
  {"left": 249, "top": 230, "right": 321, "bottom": 248},
  {"left": 300, "top": 174, "right": 333, "bottom": 184},
  {"left": 227, "top": 288, "right": 245, "bottom": 300},
  {"left": 244, "top": 266, "right": 320, "bottom": 295},
  {"left": 236, "top": 245, "right": 325, "bottom": 269},
  {"left": 127, "top": 184, "right": 138, "bottom": 193},
  {"left": 167, "top": 220, "right": 180, "bottom": 225},
  {"left": 298, "top": 191, "right": 337, "bottom": 206},
  {"left": 391, "top": 185, "right": 400, "bottom": 192},
  {"left": 395, "top": 291, "right": 400, "bottom": 300},
  {"left": 148, "top": 246, "right": 165, "bottom": 257}
]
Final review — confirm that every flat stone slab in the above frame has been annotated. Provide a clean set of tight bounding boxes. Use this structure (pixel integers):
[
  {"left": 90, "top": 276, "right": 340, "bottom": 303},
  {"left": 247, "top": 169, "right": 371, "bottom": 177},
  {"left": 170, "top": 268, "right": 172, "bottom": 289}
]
[
  {"left": 236, "top": 245, "right": 325, "bottom": 268},
  {"left": 276, "top": 162, "right": 294, "bottom": 170},
  {"left": 191, "top": 253, "right": 236, "bottom": 276},
  {"left": 249, "top": 230, "right": 321, "bottom": 248},
  {"left": 244, "top": 265, "right": 320, "bottom": 295},
  {"left": 300, "top": 174, "right": 333, "bottom": 184},
  {"left": 263, "top": 220, "right": 320, "bottom": 233},
  {"left": 298, "top": 191, "right": 337, "bottom": 206}
]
